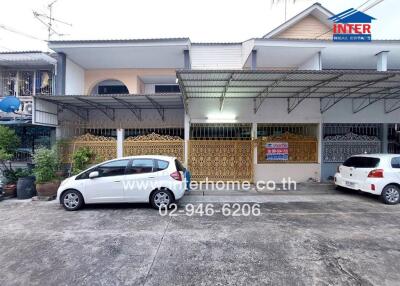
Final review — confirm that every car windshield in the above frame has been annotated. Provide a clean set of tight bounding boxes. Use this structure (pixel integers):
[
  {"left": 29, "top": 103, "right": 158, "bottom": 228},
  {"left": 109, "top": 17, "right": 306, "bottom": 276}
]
[{"left": 343, "top": 156, "right": 380, "bottom": 168}]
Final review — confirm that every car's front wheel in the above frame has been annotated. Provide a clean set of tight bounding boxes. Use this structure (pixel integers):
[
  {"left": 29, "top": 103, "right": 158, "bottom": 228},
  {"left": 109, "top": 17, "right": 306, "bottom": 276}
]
[
  {"left": 61, "top": 189, "right": 84, "bottom": 211},
  {"left": 381, "top": 185, "right": 400, "bottom": 205},
  {"left": 150, "top": 189, "right": 174, "bottom": 209}
]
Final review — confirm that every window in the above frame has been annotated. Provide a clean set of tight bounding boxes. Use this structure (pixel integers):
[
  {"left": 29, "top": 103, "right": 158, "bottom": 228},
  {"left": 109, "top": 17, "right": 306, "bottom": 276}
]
[
  {"left": 35, "top": 70, "right": 52, "bottom": 95},
  {"left": 391, "top": 157, "right": 400, "bottom": 169},
  {"left": 343, "top": 157, "right": 380, "bottom": 168},
  {"left": 96, "top": 159, "right": 130, "bottom": 177},
  {"left": 126, "top": 159, "right": 154, "bottom": 174},
  {"left": 154, "top": 160, "right": 169, "bottom": 171},
  {"left": 155, "top": 84, "right": 180, "bottom": 93},
  {"left": 98, "top": 85, "right": 128, "bottom": 94}
]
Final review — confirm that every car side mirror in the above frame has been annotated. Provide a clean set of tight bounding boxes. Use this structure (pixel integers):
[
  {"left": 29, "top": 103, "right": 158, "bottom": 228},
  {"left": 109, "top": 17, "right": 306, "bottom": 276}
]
[{"left": 89, "top": 171, "right": 99, "bottom": 179}]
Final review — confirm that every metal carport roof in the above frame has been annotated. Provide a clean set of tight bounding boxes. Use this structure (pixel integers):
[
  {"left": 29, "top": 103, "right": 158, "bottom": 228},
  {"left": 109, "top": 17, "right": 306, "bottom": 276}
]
[
  {"left": 34, "top": 94, "right": 184, "bottom": 122},
  {"left": 176, "top": 70, "right": 400, "bottom": 114}
]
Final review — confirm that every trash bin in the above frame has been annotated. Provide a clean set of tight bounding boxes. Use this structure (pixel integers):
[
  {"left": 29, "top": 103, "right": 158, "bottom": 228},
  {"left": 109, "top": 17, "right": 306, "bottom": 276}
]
[{"left": 17, "top": 176, "right": 36, "bottom": 199}]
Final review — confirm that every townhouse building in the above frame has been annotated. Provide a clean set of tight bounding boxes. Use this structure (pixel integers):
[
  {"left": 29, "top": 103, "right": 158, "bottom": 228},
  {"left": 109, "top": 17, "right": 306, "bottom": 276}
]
[{"left": 3, "top": 3, "right": 399, "bottom": 182}]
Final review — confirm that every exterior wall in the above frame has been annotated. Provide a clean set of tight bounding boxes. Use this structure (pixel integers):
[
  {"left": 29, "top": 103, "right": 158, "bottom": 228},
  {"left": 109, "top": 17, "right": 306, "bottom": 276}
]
[
  {"left": 298, "top": 52, "right": 321, "bottom": 70},
  {"left": 273, "top": 15, "right": 332, "bottom": 40},
  {"left": 58, "top": 109, "right": 184, "bottom": 129},
  {"left": 188, "top": 98, "right": 322, "bottom": 182},
  {"left": 255, "top": 164, "right": 320, "bottom": 183},
  {"left": 188, "top": 98, "right": 321, "bottom": 123},
  {"left": 322, "top": 99, "right": 400, "bottom": 123},
  {"left": 84, "top": 68, "right": 176, "bottom": 94},
  {"left": 65, "top": 58, "right": 85, "bottom": 95},
  {"left": 190, "top": 44, "right": 243, "bottom": 70}
]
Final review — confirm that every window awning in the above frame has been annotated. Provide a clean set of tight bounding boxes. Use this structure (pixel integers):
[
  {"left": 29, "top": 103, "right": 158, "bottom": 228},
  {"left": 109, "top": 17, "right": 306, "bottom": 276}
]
[
  {"left": 34, "top": 94, "right": 184, "bottom": 123},
  {"left": 0, "top": 52, "right": 57, "bottom": 67},
  {"left": 176, "top": 69, "right": 400, "bottom": 113}
]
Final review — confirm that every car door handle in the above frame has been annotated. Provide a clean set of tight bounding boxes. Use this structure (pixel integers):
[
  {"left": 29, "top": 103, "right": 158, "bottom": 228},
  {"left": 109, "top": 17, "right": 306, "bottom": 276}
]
[
  {"left": 148, "top": 176, "right": 156, "bottom": 179},
  {"left": 113, "top": 180, "right": 121, "bottom": 182}
]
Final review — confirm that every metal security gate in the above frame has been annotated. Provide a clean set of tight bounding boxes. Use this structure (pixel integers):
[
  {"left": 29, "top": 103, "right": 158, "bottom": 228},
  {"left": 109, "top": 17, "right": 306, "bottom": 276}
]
[
  {"left": 321, "top": 123, "right": 382, "bottom": 181},
  {"left": 188, "top": 124, "right": 253, "bottom": 182}
]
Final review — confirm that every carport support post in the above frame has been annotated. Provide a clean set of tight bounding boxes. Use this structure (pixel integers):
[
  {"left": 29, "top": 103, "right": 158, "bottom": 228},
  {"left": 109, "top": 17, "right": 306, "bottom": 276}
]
[
  {"left": 184, "top": 114, "right": 190, "bottom": 166},
  {"left": 117, "top": 128, "right": 124, "bottom": 158}
]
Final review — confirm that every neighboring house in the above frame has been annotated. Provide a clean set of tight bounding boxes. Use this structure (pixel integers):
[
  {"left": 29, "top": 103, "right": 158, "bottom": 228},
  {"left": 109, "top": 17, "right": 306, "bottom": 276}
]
[
  {"left": 0, "top": 51, "right": 59, "bottom": 162},
  {"left": 20, "top": 2, "right": 400, "bottom": 182}
]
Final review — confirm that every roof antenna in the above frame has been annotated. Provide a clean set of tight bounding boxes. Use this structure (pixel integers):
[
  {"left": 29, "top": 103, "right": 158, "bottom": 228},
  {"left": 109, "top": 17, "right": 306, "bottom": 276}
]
[
  {"left": 33, "top": 0, "right": 72, "bottom": 42},
  {"left": 271, "top": 0, "right": 300, "bottom": 21}
]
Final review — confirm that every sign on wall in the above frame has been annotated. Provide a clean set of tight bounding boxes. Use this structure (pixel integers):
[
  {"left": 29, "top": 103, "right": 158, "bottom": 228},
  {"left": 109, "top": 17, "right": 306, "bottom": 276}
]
[
  {"left": 329, "top": 8, "right": 376, "bottom": 42},
  {"left": 265, "top": 142, "right": 289, "bottom": 161}
]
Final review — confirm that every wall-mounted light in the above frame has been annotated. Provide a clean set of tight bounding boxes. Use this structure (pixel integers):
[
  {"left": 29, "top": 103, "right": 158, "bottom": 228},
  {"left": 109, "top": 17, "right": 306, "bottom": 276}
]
[{"left": 206, "top": 112, "right": 237, "bottom": 123}]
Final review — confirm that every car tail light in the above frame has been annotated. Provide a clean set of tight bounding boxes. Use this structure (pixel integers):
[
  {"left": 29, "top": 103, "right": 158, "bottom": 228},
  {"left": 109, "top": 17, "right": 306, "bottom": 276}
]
[
  {"left": 170, "top": 171, "right": 182, "bottom": 181},
  {"left": 371, "top": 184, "right": 376, "bottom": 191},
  {"left": 336, "top": 165, "right": 341, "bottom": 173},
  {"left": 368, "top": 169, "right": 384, "bottom": 178}
]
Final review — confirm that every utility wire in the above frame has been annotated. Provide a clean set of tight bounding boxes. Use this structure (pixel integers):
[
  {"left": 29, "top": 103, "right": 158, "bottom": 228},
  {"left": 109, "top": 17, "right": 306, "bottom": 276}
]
[{"left": 0, "top": 24, "right": 45, "bottom": 42}]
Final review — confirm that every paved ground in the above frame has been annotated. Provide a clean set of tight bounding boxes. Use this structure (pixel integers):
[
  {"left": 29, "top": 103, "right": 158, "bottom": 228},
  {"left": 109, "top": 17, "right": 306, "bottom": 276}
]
[{"left": 0, "top": 189, "right": 400, "bottom": 286}]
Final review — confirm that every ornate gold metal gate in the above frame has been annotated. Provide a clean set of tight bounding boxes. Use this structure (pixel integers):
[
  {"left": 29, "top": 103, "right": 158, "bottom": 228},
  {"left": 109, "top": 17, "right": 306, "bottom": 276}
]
[
  {"left": 124, "top": 140, "right": 184, "bottom": 162},
  {"left": 188, "top": 140, "right": 253, "bottom": 182}
]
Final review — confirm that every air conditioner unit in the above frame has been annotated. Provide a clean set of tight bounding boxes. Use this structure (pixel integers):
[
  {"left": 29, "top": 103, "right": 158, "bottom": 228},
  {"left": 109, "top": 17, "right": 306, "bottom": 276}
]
[{"left": 23, "top": 102, "right": 33, "bottom": 114}]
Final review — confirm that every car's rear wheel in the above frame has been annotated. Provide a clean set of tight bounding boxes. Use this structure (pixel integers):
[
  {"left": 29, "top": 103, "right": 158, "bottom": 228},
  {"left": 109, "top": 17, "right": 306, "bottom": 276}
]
[
  {"left": 150, "top": 189, "right": 174, "bottom": 209},
  {"left": 61, "top": 190, "right": 84, "bottom": 211},
  {"left": 381, "top": 185, "right": 400, "bottom": 205}
]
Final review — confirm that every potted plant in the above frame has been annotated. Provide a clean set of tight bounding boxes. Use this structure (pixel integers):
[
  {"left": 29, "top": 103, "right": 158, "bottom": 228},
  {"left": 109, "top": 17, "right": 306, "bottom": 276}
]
[
  {"left": 0, "top": 126, "right": 21, "bottom": 197},
  {"left": 16, "top": 168, "right": 36, "bottom": 199},
  {"left": 33, "top": 147, "right": 60, "bottom": 199}
]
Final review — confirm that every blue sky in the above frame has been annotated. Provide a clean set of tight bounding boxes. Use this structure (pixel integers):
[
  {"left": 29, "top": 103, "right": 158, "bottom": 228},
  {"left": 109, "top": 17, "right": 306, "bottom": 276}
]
[{"left": 0, "top": 0, "right": 398, "bottom": 52}]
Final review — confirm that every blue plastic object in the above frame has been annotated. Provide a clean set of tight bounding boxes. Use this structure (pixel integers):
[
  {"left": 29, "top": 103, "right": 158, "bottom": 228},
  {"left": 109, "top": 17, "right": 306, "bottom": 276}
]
[{"left": 0, "top": 96, "right": 21, "bottom": 113}]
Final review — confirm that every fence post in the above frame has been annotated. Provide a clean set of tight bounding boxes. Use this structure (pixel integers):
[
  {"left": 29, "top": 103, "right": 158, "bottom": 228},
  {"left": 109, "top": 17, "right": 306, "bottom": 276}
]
[{"left": 117, "top": 128, "right": 124, "bottom": 158}]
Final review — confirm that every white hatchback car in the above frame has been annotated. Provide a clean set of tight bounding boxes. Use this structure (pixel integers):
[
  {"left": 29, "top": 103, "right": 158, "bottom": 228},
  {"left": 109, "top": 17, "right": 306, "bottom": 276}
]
[
  {"left": 335, "top": 154, "right": 400, "bottom": 204},
  {"left": 57, "top": 155, "right": 186, "bottom": 211}
]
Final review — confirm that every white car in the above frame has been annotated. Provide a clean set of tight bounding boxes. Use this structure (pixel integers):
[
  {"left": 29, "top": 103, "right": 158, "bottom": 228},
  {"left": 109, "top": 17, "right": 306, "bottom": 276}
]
[
  {"left": 57, "top": 155, "right": 186, "bottom": 211},
  {"left": 335, "top": 154, "right": 400, "bottom": 204}
]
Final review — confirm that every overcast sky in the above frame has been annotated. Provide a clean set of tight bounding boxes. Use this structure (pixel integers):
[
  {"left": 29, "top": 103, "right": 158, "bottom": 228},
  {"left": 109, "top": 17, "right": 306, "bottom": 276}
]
[{"left": 0, "top": 0, "right": 398, "bottom": 52}]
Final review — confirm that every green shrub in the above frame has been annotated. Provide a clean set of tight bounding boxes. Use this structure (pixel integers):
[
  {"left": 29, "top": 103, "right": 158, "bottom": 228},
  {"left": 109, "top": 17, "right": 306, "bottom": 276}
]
[
  {"left": 71, "top": 147, "right": 95, "bottom": 175},
  {"left": 0, "top": 126, "right": 20, "bottom": 178},
  {"left": 33, "top": 147, "right": 59, "bottom": 184}
]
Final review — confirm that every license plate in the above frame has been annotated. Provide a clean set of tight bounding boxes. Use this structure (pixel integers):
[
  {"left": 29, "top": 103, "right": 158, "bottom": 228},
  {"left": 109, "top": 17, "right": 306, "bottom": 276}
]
[{"left": 345, "top": 181, "right": 355, "bottom": 187}]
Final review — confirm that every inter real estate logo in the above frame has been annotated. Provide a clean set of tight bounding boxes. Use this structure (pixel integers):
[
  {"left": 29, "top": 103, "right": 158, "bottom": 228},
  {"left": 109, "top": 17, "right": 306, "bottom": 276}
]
[{"left": 329, "top": 8, "right": 376, "bottom": 42}]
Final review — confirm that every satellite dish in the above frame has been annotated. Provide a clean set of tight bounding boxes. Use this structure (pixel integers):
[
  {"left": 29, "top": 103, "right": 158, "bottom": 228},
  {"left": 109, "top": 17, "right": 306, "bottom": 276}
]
[{"left": 0, "top": 96, "right": 21, "bottom": 113}]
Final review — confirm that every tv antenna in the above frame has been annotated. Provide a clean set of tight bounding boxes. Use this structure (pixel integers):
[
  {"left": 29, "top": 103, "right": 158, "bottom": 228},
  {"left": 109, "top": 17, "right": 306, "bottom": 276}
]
[
  {"left": 33, "top": 0, "right": 72, "bottom": 41},
  {"left": 271, "top": 0, "right": 303, "bottom": 21}
]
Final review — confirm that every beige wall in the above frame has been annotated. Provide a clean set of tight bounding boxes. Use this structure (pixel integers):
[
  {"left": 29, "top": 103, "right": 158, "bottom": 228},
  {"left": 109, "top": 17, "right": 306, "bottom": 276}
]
[
  {"left": 84, "top": 68, "right": 176, "bottom": 94},
  {"left": 273, "top": 15, "right": 332, "bottom": 40}
]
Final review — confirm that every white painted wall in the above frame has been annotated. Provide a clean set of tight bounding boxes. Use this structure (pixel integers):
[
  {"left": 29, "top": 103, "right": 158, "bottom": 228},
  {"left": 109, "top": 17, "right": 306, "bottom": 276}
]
[
  {"left": 322, "top": 99, "right": 400, "bottom": 123},
  {"left": 190, "top": 44, "right": 243, "bottom": 70},
  {"left": 255, "top": 164, "right": 320, "bottom": 183},
  {"left": 188, "top": 98, "right": 322, "bottom": 123},
  {"left": 298, "top": 52, "right": 321, "bottom": 70},
  {"left": 65, "top": 58, "right": 85, "bottom": 95},
  {"left": 58, "top": 108, "right": 184, "bottom": 129}
]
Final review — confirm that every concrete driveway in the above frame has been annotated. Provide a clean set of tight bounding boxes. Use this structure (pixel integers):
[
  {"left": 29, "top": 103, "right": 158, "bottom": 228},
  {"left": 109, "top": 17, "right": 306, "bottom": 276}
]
[{"left": 0, "top": 190, "right": 399, "bottom": 286}]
